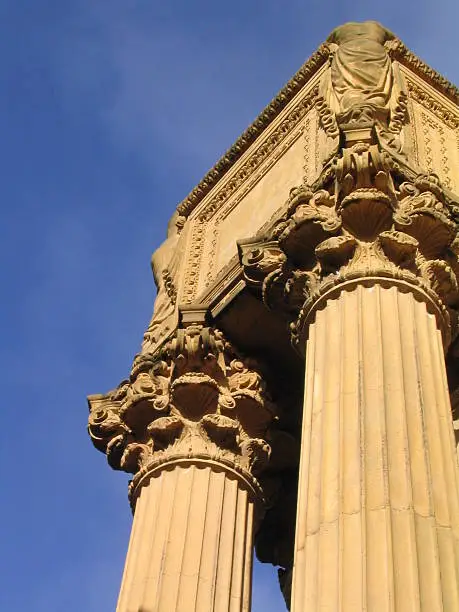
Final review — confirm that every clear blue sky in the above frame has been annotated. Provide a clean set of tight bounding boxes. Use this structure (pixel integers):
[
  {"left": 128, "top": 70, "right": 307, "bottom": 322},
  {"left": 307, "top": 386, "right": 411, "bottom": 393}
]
[{"left": 1, "top": 1, "right": 458, "bottom": 610}]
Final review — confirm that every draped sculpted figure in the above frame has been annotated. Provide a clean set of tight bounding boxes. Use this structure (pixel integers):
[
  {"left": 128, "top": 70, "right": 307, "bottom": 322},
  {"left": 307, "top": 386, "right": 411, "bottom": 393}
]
[
  {"left": 141, "top": 212, "right": 185, "bottom": 352},
  {"left": 322, "top": 21, "right": 395, "bottom": 126}
]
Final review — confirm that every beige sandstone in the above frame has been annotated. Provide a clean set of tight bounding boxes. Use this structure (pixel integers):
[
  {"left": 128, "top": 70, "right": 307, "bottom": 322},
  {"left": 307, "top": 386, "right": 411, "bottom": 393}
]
[
  {"left": 117, "top": 465, "right": 256, "bottom": 612},
  {"left": 88, "top": 20, "right": 459, "bottom": 611},
  {"left": 292, "top": 286, "right": 459, "bottom": 610}
]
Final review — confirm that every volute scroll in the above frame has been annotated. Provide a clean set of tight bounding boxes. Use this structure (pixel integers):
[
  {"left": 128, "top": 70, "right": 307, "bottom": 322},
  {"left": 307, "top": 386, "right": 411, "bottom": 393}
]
[{"left": 88, "top": 323, "right": 296, "bottom": 514}]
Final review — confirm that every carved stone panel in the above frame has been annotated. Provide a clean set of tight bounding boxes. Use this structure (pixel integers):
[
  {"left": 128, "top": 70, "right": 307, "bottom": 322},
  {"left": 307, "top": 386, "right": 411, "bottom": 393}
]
[
  {"left": 209, "top": 133, "right": 306, "bottom": 289},
  {"left": 402, "top": 68, "right": 459, "bottom": 194},
  {"left": 181, "top": 73, "right": 325, "bottom": 304}
]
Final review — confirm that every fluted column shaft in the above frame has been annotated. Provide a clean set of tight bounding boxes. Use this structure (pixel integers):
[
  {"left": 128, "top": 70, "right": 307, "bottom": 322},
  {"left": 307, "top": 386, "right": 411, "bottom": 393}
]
[
  {"left": 291, "top": 284, "right": 459, "bottom": 611},
  {"left": 88, "top": 326, "right": 275, "bottom": 612},
  {"left": 117, "top": 463, "right": 256, "bottom": 612}
]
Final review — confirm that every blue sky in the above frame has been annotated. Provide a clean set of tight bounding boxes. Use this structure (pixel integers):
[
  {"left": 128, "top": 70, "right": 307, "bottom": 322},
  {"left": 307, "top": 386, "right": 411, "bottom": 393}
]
[{"left": 1, "top": 1, "right": 459, "bottom": 610}]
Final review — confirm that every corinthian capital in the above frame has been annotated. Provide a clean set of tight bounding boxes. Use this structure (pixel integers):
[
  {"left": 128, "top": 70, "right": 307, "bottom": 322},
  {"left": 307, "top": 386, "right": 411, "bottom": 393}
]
[
  {"left": 240, "top": 140, "right": 459, "bottom": 352},
  {"left": 88, "top": 325, "right": 278, "bottom": 505}
]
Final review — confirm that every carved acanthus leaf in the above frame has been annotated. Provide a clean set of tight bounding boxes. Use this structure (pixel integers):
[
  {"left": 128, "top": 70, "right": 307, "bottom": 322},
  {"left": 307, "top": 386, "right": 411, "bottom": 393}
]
[
  {"left": 238, "top": 241, "right": 286, "bottom": 291},
  {"left": 315, "top": 235, "right": 357, "bottom": 272},
  {"left": 120, "top": 443, "right": 151, "bottom": 473},
  {"left": 88, "top": 326, "right": 280, "bottom": 503},
  {"left": 239, "top": 119, "right": 459, "bottom": 352},
  {"left": 394, "top": 181, "right": 456, "bottom": 259}
]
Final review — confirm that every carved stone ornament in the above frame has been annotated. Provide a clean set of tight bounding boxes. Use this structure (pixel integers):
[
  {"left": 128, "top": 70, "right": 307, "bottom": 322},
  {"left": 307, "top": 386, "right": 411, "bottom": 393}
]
[
  {"left": 323, "top": 21, "right": 395, "bottom": 127},
  {"left": 240, "top": 138, "right": 459, "bottom": 352},
  {"left": 172, "top": 22, "right": 459, "bottom": 225},
  {"left": 88, "top": 325, "right": 283, "bottom": 507},
  {"left": 316, "top": 20, "right": 413, "bottom": 161},
  {"left": 141, "top": 211, "right": 186, "bottom": 354}
]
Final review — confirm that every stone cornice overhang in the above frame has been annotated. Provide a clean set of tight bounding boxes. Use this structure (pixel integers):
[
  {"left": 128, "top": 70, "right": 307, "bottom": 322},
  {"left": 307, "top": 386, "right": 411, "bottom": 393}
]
[
  {"left": 175, "top": 36, "right": 459, "bottom": 222},
  {"left": 388, "top": 39, "right": 459, "bottom": 104},
  {"left": 176, "top": 43, "right": 330, "bottom": 220}
]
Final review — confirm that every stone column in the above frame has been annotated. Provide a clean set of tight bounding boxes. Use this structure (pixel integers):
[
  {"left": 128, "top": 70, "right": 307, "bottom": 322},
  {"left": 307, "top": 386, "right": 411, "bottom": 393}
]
[
  {"left": 291, "top": 282, "right": 459, "bottom": 611},
  {"left": 88, "top": 325, "right": 275, "bottom": 612},
  {"left": 117, "top": 463, "right": 257, "bottom": 612},
  {"left": 240, "top": 137, "right": 459, "bottom": 609}
]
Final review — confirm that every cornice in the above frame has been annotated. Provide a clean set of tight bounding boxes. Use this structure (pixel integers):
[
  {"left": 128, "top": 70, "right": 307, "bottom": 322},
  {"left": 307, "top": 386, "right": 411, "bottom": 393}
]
[
  {"left": 388, "top": 39, "right": 459, "bottom": 106},
  {"left": 175, "top": 34, "right": 459, "bottom": 224},
  {"left": 405, "top": 78, "right": 459, "bottom": 129},
  {"left": 175, "top": 44, "right": 330, "bottom": 220}
]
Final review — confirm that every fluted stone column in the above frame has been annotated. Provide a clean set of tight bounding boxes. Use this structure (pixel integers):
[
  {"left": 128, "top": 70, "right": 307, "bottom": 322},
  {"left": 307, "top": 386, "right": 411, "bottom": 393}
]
[
  {"left": 291, "top": 283, "right": 459, "bottom": 611},
  {"left": 117, "top": 463, "right": 257, "bottom": 612},
  {"left": 276, "top": 34, "right": 459, "bottom": 610},
  {"left": 88, "top": 325, "right": 275, "bottom": 612},
  {"left": 240, "top": 124, "right": 459, "bottom": 608}
]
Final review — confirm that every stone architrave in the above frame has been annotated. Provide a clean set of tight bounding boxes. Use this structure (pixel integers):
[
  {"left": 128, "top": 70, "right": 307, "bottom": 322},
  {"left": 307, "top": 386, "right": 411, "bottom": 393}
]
[{"left": 88, "top": 20, "right": 459, "bottom": 612}]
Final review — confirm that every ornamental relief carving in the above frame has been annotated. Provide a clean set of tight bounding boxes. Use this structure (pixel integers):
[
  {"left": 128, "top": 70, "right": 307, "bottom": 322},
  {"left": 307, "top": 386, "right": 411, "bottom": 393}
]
[
  {"left": 182, "top": 109, "right": 317, "bottom": 302},
  {"left": 183, "top": 91, "right": 318, "bottom": 302},
  {"left": 88, "top": 325, "right": 296, "bottom": 507},
  {"left": 240, "top": 141, "right": 459, "bottom": 352},
  {"left": 404, "top": 77, "right": 459, "bottom": 195},
  {"left": 139, "top": 24, "right": 459, "bottom": 370},
  {"left": 202, "top": 126, "right": 305, "bottom": 292},
  {"left": 173, "top": 34, "right": 459, "bottom": 227},
  {"left": 236, "top": 30, "right": 459, "bottom": 354},
  {"left": 418, "top": 109, "right": 458, "bottom": 192},
  {"left": 175, "top": 46, "right": 330, "bottom": 222},
  {"left": 406, "top": 78, "right": 459, "bottom": 130},
  {"left": 388, "top": 40, "right": 459, "bottom": 104},
  {"left": 303, "top": 111, "right": 319, "bottom": 186},
  {"left": 166, "top": 38, "right": 459, "bottom": 311}
]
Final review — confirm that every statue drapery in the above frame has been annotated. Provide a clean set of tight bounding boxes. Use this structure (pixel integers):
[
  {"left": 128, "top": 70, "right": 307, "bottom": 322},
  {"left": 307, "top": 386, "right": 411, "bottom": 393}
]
[{"left": 323, "top": 21, "right": 395, "bottom": 125}]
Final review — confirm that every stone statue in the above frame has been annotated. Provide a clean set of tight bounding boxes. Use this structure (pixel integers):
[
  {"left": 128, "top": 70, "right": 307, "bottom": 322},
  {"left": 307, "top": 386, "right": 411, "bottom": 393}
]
[
  {"left": 142, "top": 211, "right": 185, "bottom": 352},
  {"left": 322, "top": 21, "right": 395, "bottom": 126}
]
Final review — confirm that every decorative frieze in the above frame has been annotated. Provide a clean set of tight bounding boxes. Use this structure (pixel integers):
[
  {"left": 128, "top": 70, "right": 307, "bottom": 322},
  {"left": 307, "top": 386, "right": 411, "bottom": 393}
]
[
  {"left": 176, "top": 46, "right": 330, "bottom": 221},
  {"left": 183, "top": 87, "right": 318, "bottom": 303}
]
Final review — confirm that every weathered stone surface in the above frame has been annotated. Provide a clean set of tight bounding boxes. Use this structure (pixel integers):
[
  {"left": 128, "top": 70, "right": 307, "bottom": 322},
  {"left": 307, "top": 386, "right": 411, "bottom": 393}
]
[
  {"left": 291, "top": 286, "right": 459, "bottom": 611},
  {"left": 87, "top": 21, "right": 459, "bottom": 611}
]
